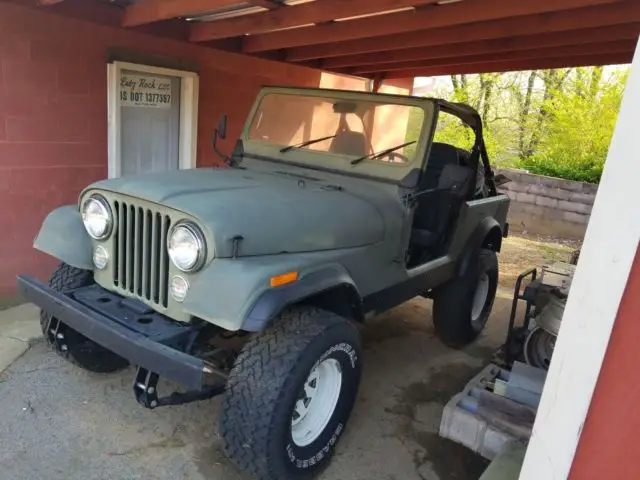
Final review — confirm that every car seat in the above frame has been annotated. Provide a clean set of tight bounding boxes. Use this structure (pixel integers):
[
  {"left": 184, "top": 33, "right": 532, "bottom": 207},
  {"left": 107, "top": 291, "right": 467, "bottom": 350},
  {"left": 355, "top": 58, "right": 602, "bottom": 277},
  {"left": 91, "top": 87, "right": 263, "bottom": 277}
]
[
  {"left": 408, "top": 143, "right": 474, "bottom": 265},
  {"left": 329, "top": 131, "right": 368, "bottom": 157}
]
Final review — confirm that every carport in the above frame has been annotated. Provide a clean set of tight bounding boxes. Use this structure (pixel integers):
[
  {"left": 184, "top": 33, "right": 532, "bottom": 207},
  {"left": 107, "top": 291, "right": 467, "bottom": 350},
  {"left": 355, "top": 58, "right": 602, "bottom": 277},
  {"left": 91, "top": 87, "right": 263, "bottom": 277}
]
[{"left": 1, "top": 0, "right": 639, "bottom": 478}]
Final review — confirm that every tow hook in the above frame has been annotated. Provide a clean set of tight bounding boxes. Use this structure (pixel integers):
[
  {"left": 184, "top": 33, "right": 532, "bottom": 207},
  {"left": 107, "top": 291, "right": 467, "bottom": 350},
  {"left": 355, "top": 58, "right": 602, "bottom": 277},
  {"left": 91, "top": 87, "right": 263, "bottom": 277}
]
[{"left": 133, "top": 366, "right": 226, "bottom": 409}]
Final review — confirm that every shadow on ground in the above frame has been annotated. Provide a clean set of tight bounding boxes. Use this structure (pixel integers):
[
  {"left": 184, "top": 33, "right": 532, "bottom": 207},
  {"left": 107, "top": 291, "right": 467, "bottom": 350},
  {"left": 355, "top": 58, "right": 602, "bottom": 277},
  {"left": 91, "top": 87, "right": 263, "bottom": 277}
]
[{"left": 0, "top": 294, "right": 516, "bottom": 480}]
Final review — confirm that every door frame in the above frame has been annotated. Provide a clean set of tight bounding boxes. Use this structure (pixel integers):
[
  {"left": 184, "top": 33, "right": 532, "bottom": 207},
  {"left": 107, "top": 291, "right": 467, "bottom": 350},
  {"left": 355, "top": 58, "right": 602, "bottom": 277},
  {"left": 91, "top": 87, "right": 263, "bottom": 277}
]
[{"left": 107, "top": 61, "right": 199, "bottom": 178}]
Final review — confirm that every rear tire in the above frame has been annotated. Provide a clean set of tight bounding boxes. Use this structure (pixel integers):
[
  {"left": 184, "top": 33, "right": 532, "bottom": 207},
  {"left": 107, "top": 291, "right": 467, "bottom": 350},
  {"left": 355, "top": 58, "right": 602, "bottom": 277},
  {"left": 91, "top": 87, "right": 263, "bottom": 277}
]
[
  {"left": 40, "top": 263, "right": 129, "bottom": 373},
  {"left": 433, "top": 249, "right": 498, "bottom": 348},
  {"left": 220, "top": 307, "right": 362, "bottom": 479}
]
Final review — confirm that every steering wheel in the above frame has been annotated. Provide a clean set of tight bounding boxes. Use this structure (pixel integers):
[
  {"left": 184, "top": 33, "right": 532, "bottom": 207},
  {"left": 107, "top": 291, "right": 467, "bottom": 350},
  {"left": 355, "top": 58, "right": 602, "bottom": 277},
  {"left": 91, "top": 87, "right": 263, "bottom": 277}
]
[{"left": 386, "top": 151, "right": 410, "bottom": 163}]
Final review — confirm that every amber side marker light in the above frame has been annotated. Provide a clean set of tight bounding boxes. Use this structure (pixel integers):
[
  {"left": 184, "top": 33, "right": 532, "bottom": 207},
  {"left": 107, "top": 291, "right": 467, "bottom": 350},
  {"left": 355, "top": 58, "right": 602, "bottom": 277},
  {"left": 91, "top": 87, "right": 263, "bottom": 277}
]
[{"left": 270, "top": 271, "right": 299, "bottom": 287}]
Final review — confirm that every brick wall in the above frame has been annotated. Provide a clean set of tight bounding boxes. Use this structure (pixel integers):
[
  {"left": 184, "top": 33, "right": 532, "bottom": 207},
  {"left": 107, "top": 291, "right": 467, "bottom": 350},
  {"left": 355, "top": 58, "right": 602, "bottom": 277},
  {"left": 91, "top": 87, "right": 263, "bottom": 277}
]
[
  {"left": 0, "top": 3, "right": 322, "bottom": 295},
  {"left": 497, "top": 168, "right": 598, "bottom": 240}
]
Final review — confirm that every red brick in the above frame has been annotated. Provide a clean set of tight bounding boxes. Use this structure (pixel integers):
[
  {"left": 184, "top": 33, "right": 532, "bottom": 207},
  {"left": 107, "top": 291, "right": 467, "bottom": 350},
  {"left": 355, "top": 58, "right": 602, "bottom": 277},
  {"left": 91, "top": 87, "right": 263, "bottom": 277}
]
[
  {"left": 0, "top": 34, "right": 30, "bottom": 61},
  {"left": 49, "top": 92, "right": 105, "bottom": 118},
  {"left": 55, "top": 115, "right": 92, "bottom": 142},
  {"left": 6, "top": 110, "right": 94, "bottom": 143},
  {"left": 0, "top": 142, "right": 102, "bottom": 168},
  {"left": 88, "top": 116, "right": 108, "bottom": 145},
  {"left": 0, "top": 59, "right": 59, "bottom": 94},
  {"left": 30, "top": 38, "right": 89, "bottom": 65},
  {"left": 4, "top": 116, "right": 45, "bottom": 142},
  {"left": 57, "top": 66, "right": 92, "bottom": 95},
  {"left": 8, "top": 165, "right": 105, "bottom": 201},
  {"left": 0, "top": 90, "right": 50, "bottom": 116},
  {"left": 0, "top": 1, "right": 320, "bottom": 294},
  {"left": 0, "top": 10, "right": 44, "bottom": 38},
  {"left": 87, "top": 63, "right": 108, "bottom": 96},
  {"left": 0, "top": 165, "right": 9, "bottom": 192},
  {"left": 5, "top": 115, "right": 58, "bottom": 142}
]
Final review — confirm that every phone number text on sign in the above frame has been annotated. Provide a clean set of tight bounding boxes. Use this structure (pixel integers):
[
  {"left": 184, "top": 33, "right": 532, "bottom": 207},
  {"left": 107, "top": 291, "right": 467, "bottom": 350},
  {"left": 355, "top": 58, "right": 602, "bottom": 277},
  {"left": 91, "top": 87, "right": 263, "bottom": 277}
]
[{"left": 120, "top": 74, "right": 172, "bottom": 108}]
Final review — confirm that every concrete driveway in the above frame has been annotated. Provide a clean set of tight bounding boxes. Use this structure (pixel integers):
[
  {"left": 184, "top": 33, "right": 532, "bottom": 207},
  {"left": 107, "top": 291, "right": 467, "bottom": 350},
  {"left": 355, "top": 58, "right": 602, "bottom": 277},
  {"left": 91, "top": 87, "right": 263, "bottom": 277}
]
[{"left": 0, "top": 294, "right": 515, "bottom": 480}]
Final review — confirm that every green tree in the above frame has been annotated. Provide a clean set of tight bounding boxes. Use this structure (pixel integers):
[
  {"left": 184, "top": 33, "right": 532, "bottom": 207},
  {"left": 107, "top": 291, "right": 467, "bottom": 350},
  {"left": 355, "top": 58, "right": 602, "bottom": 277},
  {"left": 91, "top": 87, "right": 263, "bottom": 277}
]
[
  {"left": 416, "top": 65, "right": 629, "bottom": 183},
  {"left": 520, "top": 68, "right": 627, "bottom": 183}
]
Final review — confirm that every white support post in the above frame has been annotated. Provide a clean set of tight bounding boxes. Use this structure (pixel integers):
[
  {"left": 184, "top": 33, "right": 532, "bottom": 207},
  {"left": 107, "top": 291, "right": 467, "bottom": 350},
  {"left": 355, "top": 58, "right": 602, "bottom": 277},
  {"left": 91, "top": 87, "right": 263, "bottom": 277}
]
[{"left": 520, "top": 38, "right": 640, "bottom": 479}]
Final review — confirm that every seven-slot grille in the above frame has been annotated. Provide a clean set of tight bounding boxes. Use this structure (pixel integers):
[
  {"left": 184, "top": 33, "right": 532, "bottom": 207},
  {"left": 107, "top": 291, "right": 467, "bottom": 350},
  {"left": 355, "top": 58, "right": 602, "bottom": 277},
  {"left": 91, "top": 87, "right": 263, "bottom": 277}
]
[{"left": 113, "top": 201, "right": 171, "bottom": 308}]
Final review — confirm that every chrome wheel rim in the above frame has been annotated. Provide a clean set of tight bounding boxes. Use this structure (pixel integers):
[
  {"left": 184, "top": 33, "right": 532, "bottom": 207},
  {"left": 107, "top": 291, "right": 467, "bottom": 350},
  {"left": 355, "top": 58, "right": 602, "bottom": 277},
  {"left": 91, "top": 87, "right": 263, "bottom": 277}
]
[
  {"left": 291, "top": 358, "right": 342, "bottom": 447},
  {"left": 471, "top": 273, "right": 490, "bottom": 325}
]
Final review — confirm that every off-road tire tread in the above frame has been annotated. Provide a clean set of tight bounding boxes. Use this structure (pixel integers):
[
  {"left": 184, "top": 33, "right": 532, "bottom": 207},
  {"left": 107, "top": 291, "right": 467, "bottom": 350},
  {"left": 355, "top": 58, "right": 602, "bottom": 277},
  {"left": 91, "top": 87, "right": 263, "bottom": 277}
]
[
  {"left": 220, "top": 307, "right": 359, "bottom": 480},
  {"left": 40, "top": 263, "right": 129, "bottom": 373},
  {"left": 433, "top": 249, "right": 498, "bottom": 348}
]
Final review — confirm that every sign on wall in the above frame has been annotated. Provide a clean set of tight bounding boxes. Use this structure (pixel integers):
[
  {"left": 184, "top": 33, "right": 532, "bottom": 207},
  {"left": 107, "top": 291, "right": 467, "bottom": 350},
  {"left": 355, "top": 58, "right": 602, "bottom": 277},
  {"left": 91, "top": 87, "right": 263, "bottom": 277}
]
[{"left": 120, "top": 73, "right": 172, "bottom": 108}]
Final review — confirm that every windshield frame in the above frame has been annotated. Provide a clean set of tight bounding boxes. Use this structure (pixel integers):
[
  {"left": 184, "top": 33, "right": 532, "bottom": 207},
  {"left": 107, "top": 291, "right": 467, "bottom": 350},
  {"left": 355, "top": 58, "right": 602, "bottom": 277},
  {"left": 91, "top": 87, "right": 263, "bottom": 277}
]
[{"left": 240, "top": 87, "right": 437, "bottom": 185}]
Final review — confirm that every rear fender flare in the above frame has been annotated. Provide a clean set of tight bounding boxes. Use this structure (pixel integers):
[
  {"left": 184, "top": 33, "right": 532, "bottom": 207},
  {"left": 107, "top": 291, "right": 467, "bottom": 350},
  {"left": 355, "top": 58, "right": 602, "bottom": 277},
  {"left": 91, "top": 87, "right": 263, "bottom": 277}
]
[
  {"left": 242, "top": 266, "right": 362, "bottom": 332},
  {"left": 457, "top": 217, "right": 502, "bottom": 276}
]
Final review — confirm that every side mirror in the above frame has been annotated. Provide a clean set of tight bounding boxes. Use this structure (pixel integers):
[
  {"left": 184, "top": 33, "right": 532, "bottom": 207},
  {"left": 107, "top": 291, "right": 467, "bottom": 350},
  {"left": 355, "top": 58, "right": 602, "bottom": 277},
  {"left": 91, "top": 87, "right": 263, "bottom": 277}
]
[
  {"left": 212, "top": 114, "right": 232, "bottom": 165},
  {"left": 217, "top": 114, "right": 228, "bottom": 140}
]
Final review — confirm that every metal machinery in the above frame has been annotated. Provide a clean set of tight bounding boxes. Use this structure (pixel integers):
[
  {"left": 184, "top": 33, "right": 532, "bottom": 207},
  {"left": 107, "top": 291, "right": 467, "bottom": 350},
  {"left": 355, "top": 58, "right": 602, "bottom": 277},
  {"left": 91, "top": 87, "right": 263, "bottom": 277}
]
[{"left": 501, "top": 262, "right": 575, "bottom": 370}]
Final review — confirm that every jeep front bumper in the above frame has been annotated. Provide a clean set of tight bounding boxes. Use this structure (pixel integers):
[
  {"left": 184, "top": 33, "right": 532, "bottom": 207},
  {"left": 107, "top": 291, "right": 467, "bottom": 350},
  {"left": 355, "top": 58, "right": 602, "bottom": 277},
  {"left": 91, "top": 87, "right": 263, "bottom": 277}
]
[{"left": 17, "top": 275, "right": 216, "bottom": 391}]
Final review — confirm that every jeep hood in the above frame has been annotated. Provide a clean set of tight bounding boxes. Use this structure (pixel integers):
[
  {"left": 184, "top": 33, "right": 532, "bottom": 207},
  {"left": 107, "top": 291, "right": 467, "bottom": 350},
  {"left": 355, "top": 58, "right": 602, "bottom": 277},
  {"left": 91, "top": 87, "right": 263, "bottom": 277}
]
[{"left": 88, "top": 168, "right": 385, "bottom": 257}]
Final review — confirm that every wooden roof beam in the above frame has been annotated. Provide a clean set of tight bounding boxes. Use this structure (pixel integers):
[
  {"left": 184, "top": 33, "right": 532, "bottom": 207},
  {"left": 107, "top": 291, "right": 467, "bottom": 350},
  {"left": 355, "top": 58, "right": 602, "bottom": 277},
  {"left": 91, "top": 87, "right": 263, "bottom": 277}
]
[
  {"left": 288, "top": 2, "right": 640, "bottom": 61},
  {"left": 348, "top": 40, "right": 637, "bottom": 75},
  {"left": 123, "top": 0, "right": 244, "bottom": 27},
  {"left": 248, "top": 0, "right": 284, "bottom": 9},
  {"left": 382, "top": 52, "right": 633, "bottom": 79},
  {"left": 323, "top": 23, "right": 640, "bottom": 69},
  {"left": 242, "top": 0, "right": 621, "bottom": 52},
  {"left": 190, "top": 0, "right": 440, "bottom": 42}
]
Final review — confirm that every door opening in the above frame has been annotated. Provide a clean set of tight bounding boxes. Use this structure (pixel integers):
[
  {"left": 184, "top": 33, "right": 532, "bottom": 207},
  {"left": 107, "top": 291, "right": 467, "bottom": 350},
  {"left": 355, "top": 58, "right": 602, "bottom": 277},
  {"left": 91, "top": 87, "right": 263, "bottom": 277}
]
[{"left": 107, "top": 61, "right": 199, "bottom": 178}]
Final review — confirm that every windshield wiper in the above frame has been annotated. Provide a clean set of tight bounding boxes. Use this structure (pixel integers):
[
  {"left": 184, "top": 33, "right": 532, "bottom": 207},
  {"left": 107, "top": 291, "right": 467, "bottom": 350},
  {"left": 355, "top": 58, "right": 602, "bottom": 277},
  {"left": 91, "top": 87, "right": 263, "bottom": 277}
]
[
  {"left": 280, "top": 134, "right": 337, "bottom": 153},
  {"left": 350, "top": 140, "right": 416, "bottom": 165}
]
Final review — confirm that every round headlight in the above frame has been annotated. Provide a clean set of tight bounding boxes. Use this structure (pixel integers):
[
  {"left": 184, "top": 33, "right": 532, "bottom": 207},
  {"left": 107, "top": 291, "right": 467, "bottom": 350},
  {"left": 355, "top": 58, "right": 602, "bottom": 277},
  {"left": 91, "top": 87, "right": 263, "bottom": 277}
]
[
  {"left": 82, "top": 195, "right": 112, "bottom": 240},
  {"left": 167, "top": 222, "right": 206, "bottom": 272}
]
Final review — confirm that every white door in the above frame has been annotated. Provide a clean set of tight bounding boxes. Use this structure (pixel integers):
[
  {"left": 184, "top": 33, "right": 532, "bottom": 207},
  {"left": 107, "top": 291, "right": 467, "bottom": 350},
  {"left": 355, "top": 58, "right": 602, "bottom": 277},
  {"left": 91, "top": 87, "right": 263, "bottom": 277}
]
[
  {"left": 107, "top": 62, "right": 199, "bottom": 178},
  {"left": 120, "top": 70, "right": 181, "bottom": 175}
]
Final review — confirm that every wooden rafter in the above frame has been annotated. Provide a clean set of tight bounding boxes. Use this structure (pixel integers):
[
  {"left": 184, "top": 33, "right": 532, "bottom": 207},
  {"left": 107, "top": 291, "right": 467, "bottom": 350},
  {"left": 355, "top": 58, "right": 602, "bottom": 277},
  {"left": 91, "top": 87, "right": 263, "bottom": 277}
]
[
  {"left": 123, "top": 0, "right": 243, "bottom": 27},
  {"left": 241, "top": 0, "right": 620, "bottom": 52},
  {"left": 382, "top": 52, "right": 633, "bottom": 79},
  {"left": 349, "top": 40, "right": 636, "bottom": 75},
  {"left": 287, "top": 2, "right": 640, "bottom": 62},
  {"left": 190, "top": 0, "right": 441, "bottom": 42},
  {"left": 322, "top": 24, "right": 640, "bottom": 69},
  {"left": 248, "top": 0, "right": 284, "bottom": 9}
]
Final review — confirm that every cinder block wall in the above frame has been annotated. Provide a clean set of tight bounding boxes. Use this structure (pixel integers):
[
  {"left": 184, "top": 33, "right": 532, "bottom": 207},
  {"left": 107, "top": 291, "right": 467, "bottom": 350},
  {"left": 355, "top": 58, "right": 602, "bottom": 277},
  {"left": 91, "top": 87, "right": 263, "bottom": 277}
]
[{"left": 496, "top": 169, "right": 598, "bottom": 240}]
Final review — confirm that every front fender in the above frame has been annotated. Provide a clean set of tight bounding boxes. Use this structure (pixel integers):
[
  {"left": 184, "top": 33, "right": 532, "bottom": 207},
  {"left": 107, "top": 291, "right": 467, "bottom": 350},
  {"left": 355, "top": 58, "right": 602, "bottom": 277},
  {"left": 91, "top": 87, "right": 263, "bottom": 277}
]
[
  {"left": 242, "top": 265, "right": 359, "bottom": 331},
  {"left": 34, "top": 206, "right": 93, "bottom": 270},
  {"left": 182, "top": 257, "right": 358, "bottom": 332}
]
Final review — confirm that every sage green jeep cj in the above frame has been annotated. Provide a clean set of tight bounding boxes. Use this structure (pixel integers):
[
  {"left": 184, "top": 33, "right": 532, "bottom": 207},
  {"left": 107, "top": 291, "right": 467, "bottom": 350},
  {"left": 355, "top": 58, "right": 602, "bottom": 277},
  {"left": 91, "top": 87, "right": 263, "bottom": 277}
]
[{"left": 18, "top": 87, "right": 509, "bottom": 479}]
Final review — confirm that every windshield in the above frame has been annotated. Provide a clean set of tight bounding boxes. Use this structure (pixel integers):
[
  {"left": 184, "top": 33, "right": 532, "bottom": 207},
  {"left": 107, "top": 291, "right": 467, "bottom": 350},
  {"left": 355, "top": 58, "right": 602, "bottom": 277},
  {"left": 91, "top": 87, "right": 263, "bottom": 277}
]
[{"left": 247, "top": 93, "right": 425, "bottom": 166}]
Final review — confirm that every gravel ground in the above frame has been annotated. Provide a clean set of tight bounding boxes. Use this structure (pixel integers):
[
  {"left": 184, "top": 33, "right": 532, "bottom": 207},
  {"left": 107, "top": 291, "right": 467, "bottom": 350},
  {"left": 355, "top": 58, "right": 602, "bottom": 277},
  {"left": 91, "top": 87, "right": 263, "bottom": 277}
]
[
  {"left": 0, "top": 294, "right": 520, "bottom": 480},
  {"left": 0, "top": 233, "right": 567, "bottom": 479}
]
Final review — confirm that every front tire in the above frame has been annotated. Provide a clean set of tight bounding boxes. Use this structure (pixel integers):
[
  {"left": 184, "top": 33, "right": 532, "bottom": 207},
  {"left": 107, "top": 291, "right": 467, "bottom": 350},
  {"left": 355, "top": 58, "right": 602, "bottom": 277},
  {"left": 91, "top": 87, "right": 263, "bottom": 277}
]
[
  {"left": 433, "top": 249, "right": 498, "bottom": 348},
  {"left": 221, "top": 307, "right": 362, "bottom": 479},
  {"left": 40, "top": 263, "right": 129, "bottom": 373}
]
